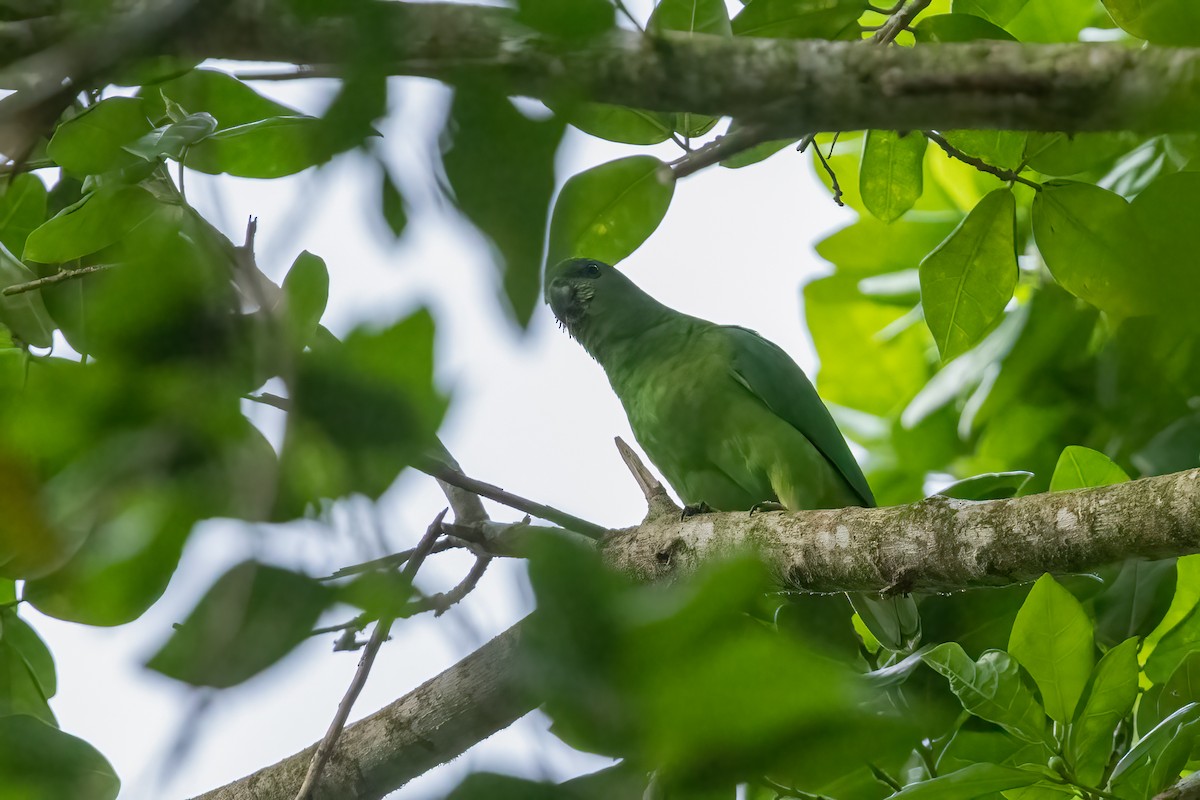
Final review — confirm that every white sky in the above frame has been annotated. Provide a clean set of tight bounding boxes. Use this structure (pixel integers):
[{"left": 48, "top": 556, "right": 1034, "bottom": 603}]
[{"left": 25, "top": 26, "right": 859, "bottom": 800}]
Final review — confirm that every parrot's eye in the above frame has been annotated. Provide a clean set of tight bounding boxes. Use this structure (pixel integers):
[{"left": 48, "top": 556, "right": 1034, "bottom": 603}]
[{"left": 585, "top": 263, "right": 601, "bottom": 278}]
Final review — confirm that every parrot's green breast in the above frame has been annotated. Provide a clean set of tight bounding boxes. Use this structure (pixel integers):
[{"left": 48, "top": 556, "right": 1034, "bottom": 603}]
[{"left": 605, "top": 320, "right": 869, "bottom": 512}]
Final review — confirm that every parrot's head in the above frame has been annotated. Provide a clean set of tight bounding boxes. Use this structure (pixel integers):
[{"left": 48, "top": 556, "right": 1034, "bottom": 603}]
[{"left": 544, "top": 258, "right": 669, "bottom": 359}]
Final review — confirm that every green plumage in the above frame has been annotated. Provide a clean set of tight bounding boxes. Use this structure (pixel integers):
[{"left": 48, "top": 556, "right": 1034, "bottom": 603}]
[{"left": 545, "top": 258, "right": 873, "bottom": 513}]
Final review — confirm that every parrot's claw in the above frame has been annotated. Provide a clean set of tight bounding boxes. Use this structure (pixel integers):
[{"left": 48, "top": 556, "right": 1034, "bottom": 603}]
[
  {"left": 680, "top": 501, "right": 713, "bottom": 520},
  {"left": 749, "top": 501, "right": 786, "bottom": 516}
]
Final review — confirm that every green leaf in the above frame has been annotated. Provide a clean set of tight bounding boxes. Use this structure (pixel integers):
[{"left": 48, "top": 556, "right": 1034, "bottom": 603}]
[
  {"left": 141, "top": 67, "right": 303, "bottom": 129},
  {"left": 953, "top": 0, "right": 1030, "bottom": 26},
  {"left": 861, "top": 130, "right": 927, "bottom": 223},
  {"left": 919, "top": 188, "right": 1017, "bottom": 361},
  {"left": 0, "top": 609, "right": 55, "bottom": 723},
  {"left": 23, "top": 185, "right": 162, "bottom": 263},
  {"left": 1002, "top": 0, "right": 1097, "bottom": 42},
  {"left": 732, "top": 0, "right": 866, "bottom": 39},
  {"left": 276, "top": 311, "right": 447, "bottom": 515},
  {"left": 0, "top": 245, "right": 54, "bottom": 348},
  {"left": 888, "top": 763, "right": 1042, "bottom": 798},
  {"left": 1109, "top": 703, "right": 1200, "bottom": 794},
  {"left": 46, "top": 97, "right": 152, "bottom": 175},
  {"left": 1031, "top": 181, "right": 1152, "bottom": 318},
  {"left": 121, "top": 112, "right": 217, "bottom": 161},
  {"left": 719, "top": 123, "right": 794, "bottom": 169},
  {"left": 184, "top": 116, "right": 327, "bottom": 178},
  {"left": 1094, "top": 559, "right": 1177, "bottom": 648},
  {"left": 805, "top": 274, "right": 930, "bottom": 417},
  {"left": 147, "top": 561, "right": 332, "bottom": 687},
  {"left": 936, "top": 471, "right": 1033, "bottom": 501},
  {"left": 1129, "top": 172, "right": 1200, "bottom": 316},
  {"left": 1023, "top": 133, "right": 1138, "bottom": 177},
  {"left": 546, "top": 156, "right": 675, "bottom": 268},
  {"left": 940, "top": 131, "right": 1028, "bottom": 172},
  {"left": 0, "top": 174, "right": 48, "bottom": 258},
  {"left": 0, "top": 714, "right": 119, "bottom": 800},
  {"left": 1065, "top": 638, "right": 1138, "bottom": 786},
  {"left": 514, "top": 0, "right": 614, "bottom": 40},
  {"left": 556, "top": 103, "right": 673, "bottom": 146},
  {"left": 379, "top": 165, "right": 407, "bottom": 238},
  {"left": 1101, "top": 0, "right": 1200, "bottom": 46},
  {"left": 281, "top": 250, "right": 329, "bottom": 348},
  {"left": 1048, "top": 445, "right": 1129, "bottom": 492},
  {"left": 1157, "top": 653, "right": 1200, "bottom": 730},
  {"left": 913, "top": 13, "right": 1017, "bottom": 41},
  {"left": 921, "top": 643, "right": 1051, "bottom": 744},
  {"left": 1145, "top": 601, "right": 1200, "bottom": 684},
  {"left": 1008, "top": 574, "right": 1094, "bottom": 724},
  {"left": 849, "top": 594, "right": 921, "bottom": 653},
  {"left": 816, "top": 216, "right": 960, "bottom": 275},
  {"left": 443, "top": 87, "right": 564, "bottom": 327}
]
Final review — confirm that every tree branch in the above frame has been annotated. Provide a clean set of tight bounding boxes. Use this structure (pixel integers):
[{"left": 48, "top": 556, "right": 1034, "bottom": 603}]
[
  {"left": 161, "top": 3, "right": 1200, "bottom": 135},
  {"left": 197, "top": 468, "right": 1200, "bottom": 800}
]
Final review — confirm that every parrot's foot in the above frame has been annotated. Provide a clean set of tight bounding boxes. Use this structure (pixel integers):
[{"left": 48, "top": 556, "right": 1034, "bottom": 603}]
[
  {"left": 749, "top": 501, "right": 786, "bottom": 515},
  {"left": 680, "top": 501, "right": 713, "bottom": 520}
]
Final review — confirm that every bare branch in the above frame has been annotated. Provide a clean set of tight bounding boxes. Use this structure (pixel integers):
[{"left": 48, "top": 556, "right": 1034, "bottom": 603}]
[
  {"left": 294, "top": 508, "right": 448, "bottom": 800},
  {"left": 614, "top": 436, "right": 680, "bottom": 522},
  {"left": 924, "top": 129, "right": 1042, "bottom": 190},
  {"left": 1, "top": 263, "right": 113, "bottom": 296}
]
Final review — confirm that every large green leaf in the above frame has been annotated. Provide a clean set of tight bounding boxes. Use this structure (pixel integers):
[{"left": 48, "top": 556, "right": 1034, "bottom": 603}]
[
  {"left": 443, "top": 87, "right": 564, "bottom": 327},
  {"left": 732, "top": 0, "right": 865, "bottom": 39},
  {"left": 953, "top": 0, "right": 1030, "bottom": 26},
  {"left": 23, "top": 185, "right": 163, "bottom": 264},
  {"left": 0, "top": 174, "right": 48, "bottom": 258},
  {"left": 0, "top": 714, "right": 119, "bottom": 800},
  {"left": 913, "top": 13, "right": 1017, "bottom": 42},
  {"left": 860, "top": 130, "right": 927, "bottom": 223},
  {"left": 940, "top": 131, "right": 1028, "bottom": 172},
  {"left": 1101, "top": 0, "right": 1200, "bottom": 45},
  {"left": 556, "top": 103, "right": 673, "bottom": 146},
  {"left": 1008, "top": 574, "right": 1094, "bottom": 724},
  {"left": 1031, "top": 181, "right": 1152, "bottom": 318},
  {"left": 919, "top": 188, "right": 1017, "bottom": 361},
  {"left": 0, "top": 245, "right": 54, "bottom": 348},
  {"left": 806, "top": 274, "right": 930, "bottom": 417},
  {"left": 184, "top": 116, "right": 327, "bottom": 178},
  {"left": 147, "top": 561, "right": 332, "bottom": 687},
  {"left": 141, "top": 67, "right": 302, "bottom": 129},
  {"left": 936, "top": 471, "right": 1033, "bottom": 501},
  {"left": 1023, "top": 132, "right": 1138, "bottom": 177},
  {"left": 0, "top": 609, "right": 55, "bottom": 723},
  {"left": 888, "top": 763, "right": 1043, "bottom": 798},
  {"left": 121, "top": 113, "right": 217, "bottom": 162},
  {"left": 46, "top": 97, "right": 152, "bottom": 176},
  {"left": 1129, "top": 172, "right": 1200, "bottom": 315},
  {"left": 276, "top": 311, "right": 447, "bottom": 515},
  {"left": 546, "top": 156, "right": 675, "bottom": 268},
  {"left": 515, "top": 0, "right": 614, "bottom": 40},
  {"left": 921, "top": 642, "right": 1051, "bottom": 744},
  {"left": 1110, "top": 704, "right": 1200, "bottom": 798},
  {"left": 816, "top": 215, "right": 960, "bottom": 276},
  {"left": 1093, "top": 559, "right": 1177, "bottom": 648},
  {"left": 1065, "top": 638, "right": 1138, "bottom": 785},
  {"left": 1048, "top": 445, "right": 1129, "bottom": 492},
  {"left": 1158, "top": 653, "right": 1200, "bottom": 725},
  {"left": 280, "top": 250, "right": 329, "bottom": 349}
]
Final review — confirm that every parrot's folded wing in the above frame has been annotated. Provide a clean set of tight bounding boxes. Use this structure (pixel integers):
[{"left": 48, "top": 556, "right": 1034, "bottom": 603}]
[{"left": 725, "top": 325, "right": 876, "bottom": 508}]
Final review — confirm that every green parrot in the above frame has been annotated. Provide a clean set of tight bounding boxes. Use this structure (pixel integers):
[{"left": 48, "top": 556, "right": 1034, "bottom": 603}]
[{"left": 545, "top": 257, "right": 919, "bottom": 650}]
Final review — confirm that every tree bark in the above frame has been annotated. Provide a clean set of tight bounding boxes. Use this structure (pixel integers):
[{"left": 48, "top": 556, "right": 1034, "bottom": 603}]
[
  {"left": 170, "top": 3, "right": 1200, "bottom": 135},
  {"left": 197, "top": 468, "right": 1200, "bottom": 800},
  {"left": 190, "top": 623, "right": 532, "bottom": 800}
]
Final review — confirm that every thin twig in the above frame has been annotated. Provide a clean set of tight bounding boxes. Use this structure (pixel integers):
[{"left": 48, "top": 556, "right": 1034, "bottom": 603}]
[
  {"left": 324, "top": 538, "right": 461, "bottom": 580},
  {"left": 924, "top": 130, "right": 1042, "bottom": 190},
  {"left": 612, "top": 0, "right": 644, "bottom": 32},
  {"left": 245, "top": 392, "right": 290, "bottom": 411},
  {"left": 2, "top": 263, "right": 113, "bottom": 296},
  {"left": 870, "top": 0, "right": 932, "bottom": 44},
  {"left": 409, "top": 554, "right": 493, "bottom": 617},
  {"left": 812, "top": 144, "right": 844, "bottom": 206},
  {"left": 670, "top": 122, "right": 773, "bottom": 178},
  {"left": 417, "top": 460, "right": 609, "bottom": 539},
  {"left": 293, "top": 508, "right": 448, "bottom": 800}
]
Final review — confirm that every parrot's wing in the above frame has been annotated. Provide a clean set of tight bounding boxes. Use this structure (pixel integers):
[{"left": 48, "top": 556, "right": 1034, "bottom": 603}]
[{"left": 724, "top": 325, "right": 876, "bottom": 508}]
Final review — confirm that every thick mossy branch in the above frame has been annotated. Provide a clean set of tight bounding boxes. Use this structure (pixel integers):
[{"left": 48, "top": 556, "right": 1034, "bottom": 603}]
[
  {"left": 198, "top": 469, "right": 1200, "bottom": 800},
  {"left": 175, "top": 3, "right": 1200, "bottom": 135},
  {"left": 603, "top": 468, "right": 1200, "bottom": 593}
]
